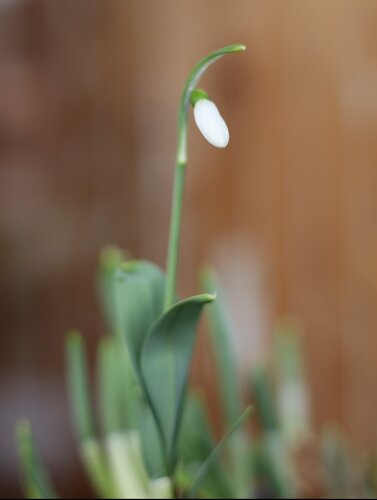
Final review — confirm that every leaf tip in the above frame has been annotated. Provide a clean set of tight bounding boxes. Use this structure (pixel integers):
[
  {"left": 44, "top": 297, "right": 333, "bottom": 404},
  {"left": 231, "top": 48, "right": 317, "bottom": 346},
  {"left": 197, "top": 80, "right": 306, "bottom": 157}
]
[
  {"left": 202, "top": 292, "right": 216, "bottom": 303},
  {"left": 244, "top": 405, "right": 254, "bottom": 419},
  {"left": 15, "top": 418, "right": 31, "bottom": 442},
  {"left": 66, "top": 329, "right": 83, "bottom": 348},
  {"left": 226, "top": 43, "right": 247, "bottom": 53},
  {"left": 99, "top": 245, "right": 125, "bottom": 269}
]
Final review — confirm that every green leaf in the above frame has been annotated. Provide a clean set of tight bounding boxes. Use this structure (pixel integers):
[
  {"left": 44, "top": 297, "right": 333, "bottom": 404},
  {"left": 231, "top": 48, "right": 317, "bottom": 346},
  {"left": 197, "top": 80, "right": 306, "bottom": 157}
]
[
  {"left": 149, "top": 477, "right": 173, "bottom": 499},
  {"left": 66, "top": 331, "right": 114, "bottom": 498},
  {"left": 321, "top": 426, "right": 354, "bottom": 498},
  {"left": 185, "top": 406, "right": 253, "bottom": 499},
  {"left": 114, "top": 260, "right": 166, "bottom": 371},
  {"left": 201, "top": 267, "right": 242, "bottom": 426},
  {"left": 66, "top": 331, "right": 95, "bottom": 441},
  {"left": 178, "top": 392, "right": 234, "bottom": 498},
  {"left": 16, "top": 420, "right": 58, "bottom": 499},
  {"left": 274, "top": 317, "right": 305, "bottom": 380},
  {"left": 202, "top": 269, "right": 252, "bottom": 498},
  {"left": 274, "top": 318, "right": 311, "bottom": 447},
  {"left": 140, "top": 405, "right": 167, "bottom": 479},
  {"left": 80, "top": 439, "right": 116, "bottom": 499},
  {"left": 250, "top": 363, "right": 279, "bottom": 432},
  {"left": 251, "top": 437, "right": 286, "bottom": 499},
  {"left": 97, "top": 337, "right": 132, "bottom": 434},
  {"left": 97, "top": 245, "right": 127, "bottom": 333},
  {"left": 140, "top": 293, "right": 215, "bottom": 472},
  {"left": 250, "top": 368, "right": 295, "bottom": 497},
  {"left": 106, "top": 431, "right": 151, "bottom": 498},
  {"left": 97, "top": 335, "right": 167, "bottom": 479}
]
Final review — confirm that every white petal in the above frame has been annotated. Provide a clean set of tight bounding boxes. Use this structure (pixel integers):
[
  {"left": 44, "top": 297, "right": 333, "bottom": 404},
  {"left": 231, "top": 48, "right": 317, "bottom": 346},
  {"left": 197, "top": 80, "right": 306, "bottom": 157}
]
[{"left": 193, "top": 99, "right": 229, "bottom": 148}]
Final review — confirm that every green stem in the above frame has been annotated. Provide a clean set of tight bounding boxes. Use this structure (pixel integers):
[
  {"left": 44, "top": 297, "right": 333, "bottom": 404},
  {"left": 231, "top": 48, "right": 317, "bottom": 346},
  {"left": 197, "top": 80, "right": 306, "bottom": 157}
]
[
  {"left": 164, "top": 44, "right": 246, "bottom": 311},
  {"left": 164, "top": 113, "right": 187, "bottom": 310}
]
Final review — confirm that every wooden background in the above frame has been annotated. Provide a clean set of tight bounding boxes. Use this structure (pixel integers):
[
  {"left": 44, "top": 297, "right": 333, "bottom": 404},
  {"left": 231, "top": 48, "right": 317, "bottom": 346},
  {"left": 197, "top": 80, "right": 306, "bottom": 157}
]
[{"left": 1, "top": 0, "right": 377, "bottom": 496}]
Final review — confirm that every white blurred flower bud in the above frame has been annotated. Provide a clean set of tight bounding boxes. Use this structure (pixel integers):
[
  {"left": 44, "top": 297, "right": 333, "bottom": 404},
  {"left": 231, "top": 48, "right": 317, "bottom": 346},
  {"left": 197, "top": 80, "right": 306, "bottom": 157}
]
[{"left": 193, "top": 98, "right": 230, "bottom": 148}]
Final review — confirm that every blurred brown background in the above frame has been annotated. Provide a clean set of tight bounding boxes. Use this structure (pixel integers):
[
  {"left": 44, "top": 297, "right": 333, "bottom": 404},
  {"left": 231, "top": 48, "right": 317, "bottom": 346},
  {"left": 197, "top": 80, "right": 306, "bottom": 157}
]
[{"left": 1, "top": 0, "right": 377, "bottom": 497}]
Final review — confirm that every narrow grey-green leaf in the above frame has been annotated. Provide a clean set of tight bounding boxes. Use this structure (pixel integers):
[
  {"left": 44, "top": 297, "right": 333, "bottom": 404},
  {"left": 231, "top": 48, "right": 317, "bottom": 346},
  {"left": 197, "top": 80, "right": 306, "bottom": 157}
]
[
  {"left": 97, "top": 337, "right": 130, "bottom": 434},
  {"left": 114, "top": 260, "right": 165, "bottom": 370},
  {"left": 66, "top": 331, "right": 115, "bottom": 498},
  {"left": 201, "top": 267, "right": 242, "bottom": 426},
  {"left": 251, "top": 363, "right": 279, "bottom": 432},
  {"left": 97, "top": 336, "right": 167, "bottom": 478},
  {"left": 201, "top": 268, "right": 252, "bottom": 497},
  {"left": 66, "top": 330, "right": 95, "bottom": 441},
  {"left": 16, "top": 420, "right": 58, "bottom": 499},
  {"left": 178, "top": 392, "right": 234, "bottom": 498},
  {"left": 141, "top": 293, "right": 215, "bottom": 472},
  {"left": 274, "top": 318, "right": 311, "bottom": 447},
  {"left": 185, "top": 406, "right": 253, "bottom": 499},
  {"left": 79, "top": 438, "right": 116, "bottom": 499},
  {"left": 106, "top": 431, "right": 151, "bottom": 498}
]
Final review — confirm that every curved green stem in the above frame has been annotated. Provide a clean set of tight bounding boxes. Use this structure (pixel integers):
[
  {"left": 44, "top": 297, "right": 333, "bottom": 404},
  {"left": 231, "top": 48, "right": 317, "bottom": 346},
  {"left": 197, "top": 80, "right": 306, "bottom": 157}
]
[{"left": 164, "top": 44, "right": 246, "bottom": 310}]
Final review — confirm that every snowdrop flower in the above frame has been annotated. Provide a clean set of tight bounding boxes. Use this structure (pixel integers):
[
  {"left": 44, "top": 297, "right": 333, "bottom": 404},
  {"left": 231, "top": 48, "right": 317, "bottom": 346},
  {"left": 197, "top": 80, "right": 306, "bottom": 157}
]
[{"left": 191, "top": 89, "right": 229, "bottom": 148}]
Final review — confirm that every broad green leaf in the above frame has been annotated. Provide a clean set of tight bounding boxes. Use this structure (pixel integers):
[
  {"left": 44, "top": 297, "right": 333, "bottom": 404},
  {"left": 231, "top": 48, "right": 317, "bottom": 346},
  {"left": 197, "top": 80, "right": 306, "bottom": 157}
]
[
  {"left": 140, "top": 405, "right": 167, "bottom": 479},
  {"left": 140, "top": 293, "right": 215, "bottom": 472},
  {"left": 201, "top": 268, "right": 242, "bottom": 426},
  {"left": 16, "top": 420, "right": 58, "bottom": 499},
  {"left": 114, "top": 260, "right": 165, "bottom": 370},
  {"left": 97, "top": 245, "right": 127, "bottom": 333},
  {"left": 185, "top": 406, "right": 253, "bottom": 499}
]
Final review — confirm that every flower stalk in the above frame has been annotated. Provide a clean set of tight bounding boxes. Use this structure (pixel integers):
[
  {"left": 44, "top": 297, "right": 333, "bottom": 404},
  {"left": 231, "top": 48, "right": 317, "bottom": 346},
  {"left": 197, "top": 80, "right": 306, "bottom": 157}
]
[{"left": 164, "top": 44, "right": 246, "bottom": 310}]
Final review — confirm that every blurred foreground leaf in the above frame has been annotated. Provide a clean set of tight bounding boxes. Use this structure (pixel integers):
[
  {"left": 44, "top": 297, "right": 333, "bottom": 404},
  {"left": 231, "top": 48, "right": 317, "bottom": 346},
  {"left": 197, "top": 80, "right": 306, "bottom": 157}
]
[
  {"left": 178, "top": 392, "right": 234, "bottom": 498},
  {"left": 185, "top": 406, "right": 253, "bottom": 498},
  {"left": 201, "top": 268, "right": 242, "bottom": 426},
  {"left": 16, "top": 420, "right": 57, "bottom": 499},
  {"left": 97, "top": 245, "right": 127, "bottom": 333},
  {"left": 66, "top": 331, "right": 114, "bottom": 498}
]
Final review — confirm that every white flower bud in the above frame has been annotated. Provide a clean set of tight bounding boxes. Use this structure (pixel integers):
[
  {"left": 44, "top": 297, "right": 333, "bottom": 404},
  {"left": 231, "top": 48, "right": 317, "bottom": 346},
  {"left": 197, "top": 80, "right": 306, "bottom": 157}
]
[{"left": 193, "top": 99, "right": 229, "bottom": 148}]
